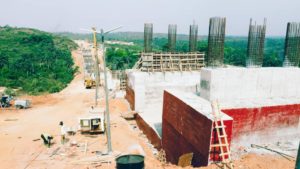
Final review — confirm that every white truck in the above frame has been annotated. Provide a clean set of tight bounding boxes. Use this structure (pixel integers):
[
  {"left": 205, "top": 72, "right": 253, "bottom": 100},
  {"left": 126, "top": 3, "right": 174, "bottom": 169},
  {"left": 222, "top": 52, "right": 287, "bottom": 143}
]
[{"left": 14, "top": 99, "right": 31, "bottom": 109}]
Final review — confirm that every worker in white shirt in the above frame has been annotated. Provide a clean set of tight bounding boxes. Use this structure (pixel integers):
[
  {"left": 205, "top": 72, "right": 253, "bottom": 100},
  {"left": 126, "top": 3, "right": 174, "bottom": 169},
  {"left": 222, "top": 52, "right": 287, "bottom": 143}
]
[{"left": 59, "top": 121, "right": 67, "bottom": 144}]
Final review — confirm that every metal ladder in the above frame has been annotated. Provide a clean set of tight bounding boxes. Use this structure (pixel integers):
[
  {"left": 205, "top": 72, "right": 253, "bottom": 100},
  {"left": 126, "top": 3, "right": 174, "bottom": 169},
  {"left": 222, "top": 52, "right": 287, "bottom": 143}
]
[{"left": 210, "top": 101, "right": 234, "bottom": 169}]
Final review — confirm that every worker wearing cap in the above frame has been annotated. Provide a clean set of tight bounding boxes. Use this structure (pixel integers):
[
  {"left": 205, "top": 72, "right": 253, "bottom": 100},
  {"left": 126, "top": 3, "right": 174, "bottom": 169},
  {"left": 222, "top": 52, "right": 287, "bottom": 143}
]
[{"left": 59, "top": 121, "right": 67, "bottom": 144}]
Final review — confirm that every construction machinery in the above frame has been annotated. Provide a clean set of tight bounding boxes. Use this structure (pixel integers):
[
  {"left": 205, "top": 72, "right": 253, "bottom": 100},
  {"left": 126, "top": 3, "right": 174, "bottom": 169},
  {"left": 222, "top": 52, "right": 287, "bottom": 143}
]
[
  {"left": 0, "top": 94, "right": 13, "bottom": 108},
  {"left": 78, "top": 108, "right": 105, "bottom": 133},
  {"left": 84, "top": 77, "right": 96, "bottom": 89},
  {"left": 84, "top": 73, "right": 96, "bottom": 89}
]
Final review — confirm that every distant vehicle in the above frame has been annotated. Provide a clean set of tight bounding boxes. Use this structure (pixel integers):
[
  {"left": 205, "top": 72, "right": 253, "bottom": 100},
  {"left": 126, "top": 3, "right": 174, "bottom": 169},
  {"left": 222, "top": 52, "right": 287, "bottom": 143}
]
[
  {"left": 84, "top": 73, "right": 96, "bottom": 89},
  {"left": 14, "top": 99, "right": 31, "bottom": 109},
  {"left": 84, "top": 78, "right": 96, "bottom": 89},
  {"left": 0, "top": 95, "right": 13, "bottom": 108},
  {"left": 78, "top": 108, "right": 105, "bottom": 133}
]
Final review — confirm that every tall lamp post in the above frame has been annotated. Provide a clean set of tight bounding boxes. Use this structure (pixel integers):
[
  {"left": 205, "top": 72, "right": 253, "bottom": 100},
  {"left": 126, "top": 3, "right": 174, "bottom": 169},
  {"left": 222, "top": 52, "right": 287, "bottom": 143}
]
[
  {"left": 80, "top": 26, "right": 122, "bottom": 153},
  {"left": 100, "top": 27, "right": 122, "bottom": 153}
]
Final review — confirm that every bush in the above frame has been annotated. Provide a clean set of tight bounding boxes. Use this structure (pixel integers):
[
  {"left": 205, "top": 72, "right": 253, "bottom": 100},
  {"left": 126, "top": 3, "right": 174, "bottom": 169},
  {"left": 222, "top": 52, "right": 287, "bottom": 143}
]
[{"left": 4, "top": 88, "right": 16, "bottom": 96}]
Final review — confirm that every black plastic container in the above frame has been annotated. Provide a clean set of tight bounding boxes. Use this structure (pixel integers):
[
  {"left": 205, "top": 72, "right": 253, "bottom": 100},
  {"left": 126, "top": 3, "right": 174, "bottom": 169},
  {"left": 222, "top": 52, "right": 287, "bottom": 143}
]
[{"left": 116, "top": 155, "right": 144, "bottom": 169}]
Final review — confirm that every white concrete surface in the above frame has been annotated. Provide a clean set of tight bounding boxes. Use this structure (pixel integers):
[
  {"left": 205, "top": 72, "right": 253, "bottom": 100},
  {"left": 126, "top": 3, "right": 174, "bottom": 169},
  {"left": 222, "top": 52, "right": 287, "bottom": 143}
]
[
  {"left": 127, "top": 71, "right": 201, "bottom": 112},
  {"left": 127, "top": 70, "right": 202, "bottom": 137},
  {"left": 200, "top": 67, "right": 300, "bottom": 108},
  {"left": 100, "top": 70, "right": 119, "bottom": 91},
  {"left": 138, "top": 89, "right": 233, "bottom": 138}
]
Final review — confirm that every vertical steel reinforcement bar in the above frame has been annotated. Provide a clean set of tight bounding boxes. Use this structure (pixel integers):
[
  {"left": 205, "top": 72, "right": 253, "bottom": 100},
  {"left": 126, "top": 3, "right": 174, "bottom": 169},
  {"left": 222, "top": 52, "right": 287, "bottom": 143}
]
[
  {"left": 283, "top": 22, "right": 300, "bottom": 67},
  {"left": 246, "top": 18, "right": 267, "bottom": 67},
  {"left": 189, "top": 23, "right": 198, "bottom": 52},
  {"left": 144, "top": 23, "right": 153, "bottom": 52},
  {"left": 168, "top": 24, "right": 177, "bottom": 53},
  {"left": 207, "top": 17, "right": 226, "bottom": 67}
]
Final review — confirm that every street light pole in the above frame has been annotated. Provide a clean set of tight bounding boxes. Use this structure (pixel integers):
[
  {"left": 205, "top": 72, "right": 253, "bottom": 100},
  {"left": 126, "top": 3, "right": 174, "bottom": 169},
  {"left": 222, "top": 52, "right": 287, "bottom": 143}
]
[
  {"left": 101, "top": 29, "right": 112, "bottom": 153},
  {"left": 80, "top": 26, "right": 121, "bottom": 153}
]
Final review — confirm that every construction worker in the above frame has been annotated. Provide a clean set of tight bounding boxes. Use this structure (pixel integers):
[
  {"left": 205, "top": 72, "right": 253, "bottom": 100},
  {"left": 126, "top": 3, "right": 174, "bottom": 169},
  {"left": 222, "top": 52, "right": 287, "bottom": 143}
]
[
  {"left": 59, "top": 121, "right": 66, "bottom": 144},
  {"left": 40, "top": 133, "right": 53, "bottom": 148}
]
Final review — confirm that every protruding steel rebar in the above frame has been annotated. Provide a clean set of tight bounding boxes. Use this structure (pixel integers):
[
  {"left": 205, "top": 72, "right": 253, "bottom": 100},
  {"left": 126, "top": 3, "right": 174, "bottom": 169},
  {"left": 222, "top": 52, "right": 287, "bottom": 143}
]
[
  {"left": 283, "top": 22, "right": 300, "bottom": 67},
  {"left": 207, "top": 17, "right": 226, "bottom": 67},
  {"left": 144, "top": 23, "right": 153, "bottom": 52},
  {"left": 246, "top": 18, "right": 267, "bottom": 67},
  {"left": 189, "top": 23, "right": 198, "bottom": 52},
  {"left": 168, "top": 24, "right": 177, "bottom": 52}
]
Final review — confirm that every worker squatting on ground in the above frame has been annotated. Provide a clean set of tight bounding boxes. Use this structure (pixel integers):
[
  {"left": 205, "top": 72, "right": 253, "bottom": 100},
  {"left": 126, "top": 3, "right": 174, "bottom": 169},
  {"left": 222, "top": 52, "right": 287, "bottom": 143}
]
[
  {"left": 40, "top": 133, "right": 53, "bottom": 148},
  {"left": 60, "top": 121, "right": 67, "bottom": 144}
]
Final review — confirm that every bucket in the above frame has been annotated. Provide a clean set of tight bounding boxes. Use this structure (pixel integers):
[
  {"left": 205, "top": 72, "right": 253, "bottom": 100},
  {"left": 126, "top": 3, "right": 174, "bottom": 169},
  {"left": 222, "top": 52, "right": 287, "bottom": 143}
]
[{"left": 116, "top": 154, "right": 144, "bottom": 169}]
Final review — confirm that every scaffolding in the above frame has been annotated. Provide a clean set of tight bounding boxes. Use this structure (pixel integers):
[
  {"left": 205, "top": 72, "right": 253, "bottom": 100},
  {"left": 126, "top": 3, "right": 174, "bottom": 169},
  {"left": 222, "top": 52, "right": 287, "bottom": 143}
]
[
  {"left": 189, "top": 24, "right": 198, "bottom": 52},
  {"left": 283, "top": 22, "right": 300, "bottom": 67},
  {"left": 82, "top": 49, "right": 95, "bottom": 75},
  {"left": 133, "top": 52, "right": 205, "bottom": 72},
  {"left": 246, "top": 18, "right": 267, "bottom": 67},
  {"left": 111, "top": 70, "right": 127, "bottom": 90},
  {"left": 168, "top": 24, "right": 177, "bottom": 52},
  {"left": 207, "top": 17, "right": 226, "bottom": 67},
  {"left": 144, "top": 23, "right": 153, "bottom": 52}
]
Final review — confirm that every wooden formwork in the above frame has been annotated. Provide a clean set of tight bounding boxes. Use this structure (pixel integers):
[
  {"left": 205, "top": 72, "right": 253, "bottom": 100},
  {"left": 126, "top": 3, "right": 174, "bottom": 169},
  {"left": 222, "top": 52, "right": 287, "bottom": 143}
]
[
  {"left": 111, "top": 70, "right": 127, "bottom": 90},
  {"left": 134, "top": 52, "right": 205, "bottom": 72}
]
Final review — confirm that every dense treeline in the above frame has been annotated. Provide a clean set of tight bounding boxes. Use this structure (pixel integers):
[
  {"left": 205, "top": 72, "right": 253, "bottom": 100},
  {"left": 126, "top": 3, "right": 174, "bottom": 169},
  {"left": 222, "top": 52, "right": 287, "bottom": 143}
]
[
  {"left": 103, "top": 37, "right": 285, "bottom": 70},
  {"left": 0, "top": 26, "right": 78, "bottom": 95},
  {"left": 105, "top": 44, "right": 142, "bottom": 70},
  {"left": 57, "top": 32, "right": 286, "bottom": 70}
]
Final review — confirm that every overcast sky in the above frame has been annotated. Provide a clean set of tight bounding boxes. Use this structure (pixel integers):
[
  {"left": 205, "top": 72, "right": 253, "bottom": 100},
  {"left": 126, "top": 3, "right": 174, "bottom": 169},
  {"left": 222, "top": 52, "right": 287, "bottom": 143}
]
[{"left": 1, "top": 0, "right": 299, "bottom": 36}]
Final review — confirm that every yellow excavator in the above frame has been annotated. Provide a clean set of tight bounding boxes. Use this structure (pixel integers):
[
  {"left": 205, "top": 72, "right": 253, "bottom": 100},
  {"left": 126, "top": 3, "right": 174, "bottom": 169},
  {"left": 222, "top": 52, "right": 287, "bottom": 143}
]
[{"left": 84, "top": 76, "right": 96, "bottom": 89}]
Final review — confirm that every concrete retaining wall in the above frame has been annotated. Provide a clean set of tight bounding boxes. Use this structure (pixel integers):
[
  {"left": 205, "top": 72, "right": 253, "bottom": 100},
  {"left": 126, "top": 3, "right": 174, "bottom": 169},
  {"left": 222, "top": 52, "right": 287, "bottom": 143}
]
[
  {"left": 222, "top": 104, "right": 300, "bottom": 139},
  {"left": 162, "top": 89, "right": 233, "bottom": 167},
  {"left": 127, "top": 71, "right": 201, "bottom": 113},
  {"left": 135, "top": 114, "right": 162, "bottom": 149},
  {"left": 200, "top": 67, "right": 300, "bottom": 142},
  {"left": 125, "top": 86, "right": 135, "bottom": 110},
  {"left": 200, "top": 67, "right": 300, "bottom": 105}
]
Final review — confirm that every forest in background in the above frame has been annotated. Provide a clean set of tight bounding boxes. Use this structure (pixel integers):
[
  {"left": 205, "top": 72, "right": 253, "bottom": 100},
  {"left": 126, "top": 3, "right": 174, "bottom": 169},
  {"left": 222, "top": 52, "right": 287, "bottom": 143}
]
[
  {"left": 0, "top": 26, "right": 78, "bottom": 95},
  {"left": 57, "top": 32, "right": 285, "bottom": 70},
  {"left": 0, "top": 27, "right": 287, "bottom": 95}
]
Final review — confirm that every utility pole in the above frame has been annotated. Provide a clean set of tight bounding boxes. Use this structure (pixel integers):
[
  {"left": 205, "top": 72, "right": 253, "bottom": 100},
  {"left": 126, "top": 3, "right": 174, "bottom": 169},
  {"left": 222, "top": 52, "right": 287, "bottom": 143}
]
[
  {"left": 100, "top": 27, "right": 122, "bottom": 153},
  {"left": 92, "top": 27, "right": 101, "bottom": 106},
  {"left": 100, "top": 30, "right": 112, "bottom": 153},
  {"left": 82, "top": 26, "right": 122, "bottom": 153},
  {"left": 80, "top": 26, "right": 121, "bottom": 153}
]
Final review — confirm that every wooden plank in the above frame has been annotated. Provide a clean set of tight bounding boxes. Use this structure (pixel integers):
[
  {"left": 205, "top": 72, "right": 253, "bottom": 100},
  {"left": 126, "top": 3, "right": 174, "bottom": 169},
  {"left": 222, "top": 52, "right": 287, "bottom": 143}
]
[{"left": 178, "top": 153, "right": 193, "bottom": 167}]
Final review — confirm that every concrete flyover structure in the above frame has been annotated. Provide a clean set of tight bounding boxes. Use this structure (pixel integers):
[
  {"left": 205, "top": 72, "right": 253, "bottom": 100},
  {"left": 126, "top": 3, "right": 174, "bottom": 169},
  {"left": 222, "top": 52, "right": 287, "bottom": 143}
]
[{"left": 126, "top": 67, "right": 300, "bottom": 167}]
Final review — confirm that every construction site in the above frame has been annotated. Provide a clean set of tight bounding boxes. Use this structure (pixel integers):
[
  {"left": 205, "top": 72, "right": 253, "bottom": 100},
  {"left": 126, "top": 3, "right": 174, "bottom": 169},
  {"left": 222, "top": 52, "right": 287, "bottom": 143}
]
[{"left": 1, "top": 17, "right": 300, "bottom": 169}]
